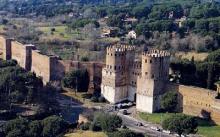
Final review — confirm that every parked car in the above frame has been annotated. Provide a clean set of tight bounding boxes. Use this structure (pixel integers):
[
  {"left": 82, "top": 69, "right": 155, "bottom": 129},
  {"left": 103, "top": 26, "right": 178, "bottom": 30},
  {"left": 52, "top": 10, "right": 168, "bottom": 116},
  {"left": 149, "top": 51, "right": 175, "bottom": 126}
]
[
  {"left": 150, "top": 126, "right": 160, "bottom": 131},
  {"left": 127, "top": 102, "right": 133, "bottom": 107},
  {"left": 136, "top": 122, "right": 143, "bottom": 127},
  {"left": 162, "top": 130, "right": 171, "bottom": 134},
  {"left": 116, "top": 103, "right": 122, "bottom": 109},
  {"left": 121, "top": 124, "right": 127, "bottom": 129},
  {"left": 122, "top": 109, "right": 128, "bottom": 115}
]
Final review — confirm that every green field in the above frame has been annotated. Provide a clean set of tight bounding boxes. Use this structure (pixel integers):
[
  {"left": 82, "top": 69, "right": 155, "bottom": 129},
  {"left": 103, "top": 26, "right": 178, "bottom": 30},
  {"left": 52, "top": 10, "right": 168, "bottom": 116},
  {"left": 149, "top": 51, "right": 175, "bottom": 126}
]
[
  {"left": 37, "top": 25, "right": 81, "bottom": 40},
  {"left": 139, "top": 112, "right": 220, "bottom": 137},
  {"left": 139, "top": 112, "right": 173, "bottom": 124},
  {"left": 197, "top": 126, "right": 220, "bottom": 137}
]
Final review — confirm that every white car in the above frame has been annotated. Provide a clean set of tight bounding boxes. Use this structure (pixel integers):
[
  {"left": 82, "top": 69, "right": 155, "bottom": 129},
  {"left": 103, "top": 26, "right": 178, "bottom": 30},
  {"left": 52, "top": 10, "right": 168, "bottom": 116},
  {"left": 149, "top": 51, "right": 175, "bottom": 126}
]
[
  {"left": 127, "top": 102, "right": 133, "bottom": 107},
  {"left": 162, "top": 130, "right": 171, "bottom": 134},
  {"left": 117, "top": 104, "right": 122, "bottom": 109},
  {"left": 150, "top": 126, "right": 160, "bottom": 131}
]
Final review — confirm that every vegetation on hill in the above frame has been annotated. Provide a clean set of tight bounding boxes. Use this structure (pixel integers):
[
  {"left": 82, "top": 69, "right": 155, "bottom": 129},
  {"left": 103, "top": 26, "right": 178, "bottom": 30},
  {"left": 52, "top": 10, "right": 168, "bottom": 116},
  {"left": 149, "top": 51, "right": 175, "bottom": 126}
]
[
  {"left": 2, "top": 115, "right": 68, "bottom": 137},
  {"left": 170, "top": 49, "right": 220, "bottom": 89},
  {"left": 0, "top": 60, "right": 59, "bottom": 120}
]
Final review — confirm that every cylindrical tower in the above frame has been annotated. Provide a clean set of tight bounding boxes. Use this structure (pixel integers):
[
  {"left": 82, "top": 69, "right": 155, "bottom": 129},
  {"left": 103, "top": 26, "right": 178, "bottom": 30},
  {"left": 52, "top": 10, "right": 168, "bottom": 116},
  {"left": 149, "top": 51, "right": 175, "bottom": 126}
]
[
  {"left": 141, "top": 49, "right": 170, "bottom": 80},
  {"left": 105, "top": 45, "right": 127, "bottom": 74}
]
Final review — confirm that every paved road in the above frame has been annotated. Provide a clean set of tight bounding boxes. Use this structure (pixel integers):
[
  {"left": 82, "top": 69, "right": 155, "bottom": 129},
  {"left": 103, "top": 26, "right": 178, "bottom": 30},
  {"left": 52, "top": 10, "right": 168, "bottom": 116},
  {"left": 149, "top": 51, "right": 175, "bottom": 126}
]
[
  {"left": 102, "top": 105, "right": 174, "bottom": 137},
  {"left": 57, "top": 95, "right": 174, "bottom": 137},
  {"left": 118, "top": 113, "right": 173, "bottom": 137}
]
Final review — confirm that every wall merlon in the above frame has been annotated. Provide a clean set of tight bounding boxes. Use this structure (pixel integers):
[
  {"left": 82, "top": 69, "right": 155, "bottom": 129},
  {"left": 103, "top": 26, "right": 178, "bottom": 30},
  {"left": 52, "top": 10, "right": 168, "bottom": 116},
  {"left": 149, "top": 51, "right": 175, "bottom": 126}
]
[{"left": 142, "top": 49, "right": 170, "bottom": 58}]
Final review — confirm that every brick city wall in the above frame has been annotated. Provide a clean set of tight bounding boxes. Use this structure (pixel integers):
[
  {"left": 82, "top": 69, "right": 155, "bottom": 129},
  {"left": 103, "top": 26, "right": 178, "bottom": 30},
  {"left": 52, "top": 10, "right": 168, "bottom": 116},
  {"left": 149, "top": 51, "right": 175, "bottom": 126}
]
[
  {"left": 0, "top": 35, "right": 104, "bottom": 87},
  {"left": 61, "top": 60, "right": 104, "bottom": 92},
  {"left": 165, "top": 83, "right": 220, "bottom": 125},
  {"left": 31, "top": 50, "right": 53, "bottom": 83},
  {"left": 0, "top": 36, "right": 4, "bottom": 58},
  {"left": 1, "top": 35, "right": 220, "bottom": 124}
]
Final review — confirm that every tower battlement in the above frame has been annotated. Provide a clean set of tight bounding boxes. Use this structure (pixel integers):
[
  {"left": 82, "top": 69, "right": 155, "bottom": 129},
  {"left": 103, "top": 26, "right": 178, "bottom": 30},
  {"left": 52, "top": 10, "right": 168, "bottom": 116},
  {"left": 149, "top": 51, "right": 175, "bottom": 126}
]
[
  {"left": 102, "top": 45, "right": 171, "bottom": 113},
  {"left": 106, "top": 44, "right": 135, "bottom": 53},
  {"left": 142, "top": 49, "right": 170, "bottom": 57}
]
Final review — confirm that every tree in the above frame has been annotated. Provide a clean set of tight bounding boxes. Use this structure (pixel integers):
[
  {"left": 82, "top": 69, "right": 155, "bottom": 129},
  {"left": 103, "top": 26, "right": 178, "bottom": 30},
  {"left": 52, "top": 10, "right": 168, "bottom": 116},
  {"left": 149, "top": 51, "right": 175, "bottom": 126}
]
[
  {"left": 190, "top": 3, "right": 220, "bottom": 19},
  {"left": 4, "top": 118, "right": 29, "bottom": 137},
  {"left": 28, "top": 121, "right": 42, "bottom": 137},
  {"left": 92, "top": 112, "right": 122, "bottom": 132},
  {"left": 6, "top": 129, "right": 24, "bottom": 137},
  {"left": 132, "top": 5, "right": 150, "bottom": 19},
  {"left": 42, "top": 115, "right": 67, "bottom": 137},
  {"left": 149, "top": 4, "right": 183, "bottom": 19},
  {"left": 162, "top": 114, "right": 198, "bottom": 136},
  {"left": 2, "top": 19, "right": 8, "bottom": 25},
  {"left": 161, "top": 92, "right": 178, "bottom": 112},
  {"left": 107, "top": 14, "right": 124, "bottom": 28},
  {"left": 62, "top": 69, "right": 90, "bottom": 92}
]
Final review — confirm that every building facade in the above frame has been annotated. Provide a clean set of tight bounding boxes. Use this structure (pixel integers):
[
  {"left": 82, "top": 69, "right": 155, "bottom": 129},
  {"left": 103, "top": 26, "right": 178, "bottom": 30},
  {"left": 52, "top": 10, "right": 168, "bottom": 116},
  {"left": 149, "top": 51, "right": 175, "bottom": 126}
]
[{"left": 101, "top": 44, "right": 170, "bottom": 113}]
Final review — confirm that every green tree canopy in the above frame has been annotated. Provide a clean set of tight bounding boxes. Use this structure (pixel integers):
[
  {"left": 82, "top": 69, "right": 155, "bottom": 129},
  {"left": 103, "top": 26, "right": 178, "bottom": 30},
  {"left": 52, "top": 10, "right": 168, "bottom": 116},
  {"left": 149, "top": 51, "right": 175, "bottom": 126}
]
[
  {"left": 42, "top": 115, "right": 68, "bottom": 137},
  {"left": 162, "top": 114, "right": 198, "bottom": 136},
  {"left": 92, "top": 112, "right": 122, "bottom": 132},
  {"left": 161, "top": 91, "right": 178, "bottom": 112},
  {"left": 62, "top": 69, "right": 90, "bottom": 92}
]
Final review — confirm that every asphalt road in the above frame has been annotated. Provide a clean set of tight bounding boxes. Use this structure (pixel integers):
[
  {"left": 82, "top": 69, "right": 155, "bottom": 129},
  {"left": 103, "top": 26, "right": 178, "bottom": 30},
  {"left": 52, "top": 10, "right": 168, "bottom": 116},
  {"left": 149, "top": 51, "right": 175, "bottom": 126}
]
[
  {"left": 117, "top": 113, "right": 173, "bottom": 137},
  {"left": 57, "top": 95, "right": 174, "bottom": 137}
]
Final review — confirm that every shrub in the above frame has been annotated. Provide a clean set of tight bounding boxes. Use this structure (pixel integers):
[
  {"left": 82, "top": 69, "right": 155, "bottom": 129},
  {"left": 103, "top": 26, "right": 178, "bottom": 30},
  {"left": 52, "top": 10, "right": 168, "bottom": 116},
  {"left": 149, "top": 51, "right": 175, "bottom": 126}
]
[
  {"left": 51, "top": 28, "right": 56, "bottom": 32},
  {"left": 98, "top": 96, "right": 105, "bottom": 103},
  {"left": 81, "top": 56, "right": 89, "bottom": 62},
  {"left": 91, "top": 96, "right": 98, "bottom": 102},
  {"left": 89, "top": 122, "right": 102, "bottom": 131},
  {"left": 79, "top": 122, "right": 90, "bottom": 130}
]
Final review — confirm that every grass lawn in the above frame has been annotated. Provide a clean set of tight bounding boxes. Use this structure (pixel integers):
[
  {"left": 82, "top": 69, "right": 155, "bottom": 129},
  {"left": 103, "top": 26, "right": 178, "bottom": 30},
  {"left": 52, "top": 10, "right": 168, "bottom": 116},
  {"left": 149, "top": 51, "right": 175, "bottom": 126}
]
[
  {"left": 196, "top": 118, "right": 220, "bottom": 137},
  {"left": 139, "top": 112, "right": 220, "bottom": 137},
  {"left": 65, "top": 130, "right": 107, "bottom": 137},
  {"left": 139, "top": 112, "right": 174, "bottom": 124},
  {"left": 197, "top": 126, "right": 220, "bottom": 137}
]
